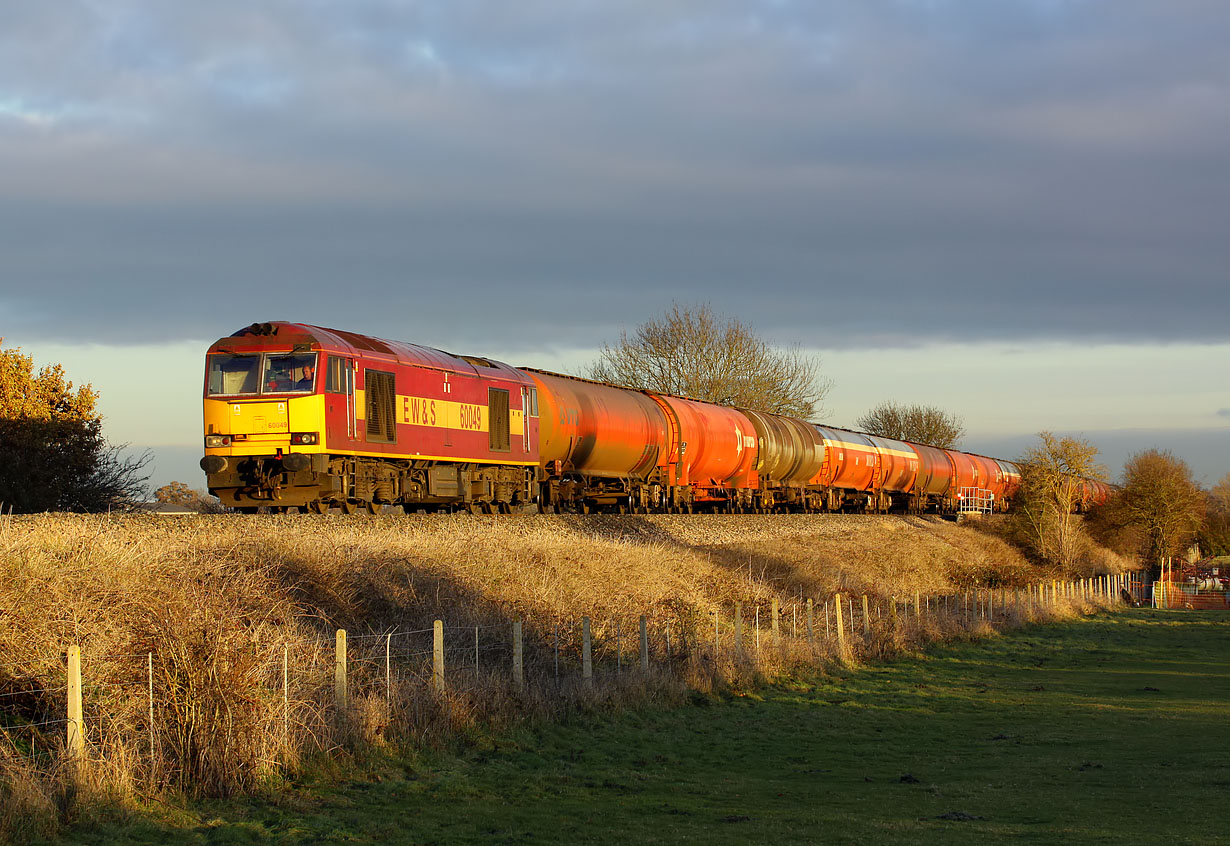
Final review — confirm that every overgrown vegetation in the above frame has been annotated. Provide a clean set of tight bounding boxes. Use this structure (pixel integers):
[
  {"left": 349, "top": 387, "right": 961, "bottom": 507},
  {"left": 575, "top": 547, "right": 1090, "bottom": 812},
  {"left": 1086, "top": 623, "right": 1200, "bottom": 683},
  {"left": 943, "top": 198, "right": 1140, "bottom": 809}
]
[{"left": 0, "top": 512, "right": 1130, "bottom": 842}]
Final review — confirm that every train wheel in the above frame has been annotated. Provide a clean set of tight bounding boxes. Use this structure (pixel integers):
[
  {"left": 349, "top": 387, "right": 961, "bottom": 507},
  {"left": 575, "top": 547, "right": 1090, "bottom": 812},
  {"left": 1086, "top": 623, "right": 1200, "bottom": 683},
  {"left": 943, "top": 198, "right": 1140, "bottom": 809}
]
[
  {"left": 364, "top": 501, "right": 380, "bottom": 515},
  {"left": 338, "top": 500, "right": 356, "bottom": 515}
]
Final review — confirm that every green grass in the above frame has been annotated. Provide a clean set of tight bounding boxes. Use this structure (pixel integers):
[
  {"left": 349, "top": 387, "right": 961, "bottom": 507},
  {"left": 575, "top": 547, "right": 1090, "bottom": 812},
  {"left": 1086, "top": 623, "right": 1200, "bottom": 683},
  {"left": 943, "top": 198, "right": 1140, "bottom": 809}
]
[{"left": 56, "top": 610, "right": 1230, "bottom": 845}]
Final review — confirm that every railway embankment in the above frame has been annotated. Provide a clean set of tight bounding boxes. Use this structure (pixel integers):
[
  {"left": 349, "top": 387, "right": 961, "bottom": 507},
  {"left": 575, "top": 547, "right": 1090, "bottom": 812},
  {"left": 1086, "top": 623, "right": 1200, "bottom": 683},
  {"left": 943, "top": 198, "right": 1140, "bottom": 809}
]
[{"left": 0, "top": 512, "right": 1130, "bottom": 842}]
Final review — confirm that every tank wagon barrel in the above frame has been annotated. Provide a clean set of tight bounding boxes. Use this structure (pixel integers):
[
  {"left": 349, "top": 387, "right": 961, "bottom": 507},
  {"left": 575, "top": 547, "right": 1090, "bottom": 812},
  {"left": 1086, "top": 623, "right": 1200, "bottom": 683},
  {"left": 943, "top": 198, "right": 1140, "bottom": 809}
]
[{"left": 198, "top": 322, "right": 1097, "bottom": 516}]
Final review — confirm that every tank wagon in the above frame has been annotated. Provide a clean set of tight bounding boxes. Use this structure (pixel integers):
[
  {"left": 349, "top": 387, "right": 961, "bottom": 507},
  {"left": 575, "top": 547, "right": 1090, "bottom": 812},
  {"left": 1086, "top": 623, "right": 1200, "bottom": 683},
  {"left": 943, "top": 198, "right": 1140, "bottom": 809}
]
[{"left": 200, "top": 323, "right": 1103, "bottom": 514}]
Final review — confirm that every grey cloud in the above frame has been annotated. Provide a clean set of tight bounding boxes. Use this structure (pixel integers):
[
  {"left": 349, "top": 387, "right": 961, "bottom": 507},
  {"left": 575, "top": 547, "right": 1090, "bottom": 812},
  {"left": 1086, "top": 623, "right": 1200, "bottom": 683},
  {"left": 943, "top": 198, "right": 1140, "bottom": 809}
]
[
  {"left": 1218, "top": 409, "right": 1230, "bottom": 418},
  {"left": 3, "top": 1, "right": 1230, "bottom": 350}
]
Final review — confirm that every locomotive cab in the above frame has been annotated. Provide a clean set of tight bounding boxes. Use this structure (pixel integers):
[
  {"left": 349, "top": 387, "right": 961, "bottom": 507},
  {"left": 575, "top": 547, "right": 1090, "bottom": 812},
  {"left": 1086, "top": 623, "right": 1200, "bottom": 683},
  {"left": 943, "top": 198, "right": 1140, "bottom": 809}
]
[{"left": 201, "top": 332, "right": 332, "bottom": 509}]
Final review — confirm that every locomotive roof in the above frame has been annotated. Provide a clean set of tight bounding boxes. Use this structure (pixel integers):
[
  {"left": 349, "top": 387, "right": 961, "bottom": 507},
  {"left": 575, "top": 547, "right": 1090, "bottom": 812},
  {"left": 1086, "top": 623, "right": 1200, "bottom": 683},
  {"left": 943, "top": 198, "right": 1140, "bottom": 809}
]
[{"left": 216, "top": 322, "right": 526, "bottom": 381}]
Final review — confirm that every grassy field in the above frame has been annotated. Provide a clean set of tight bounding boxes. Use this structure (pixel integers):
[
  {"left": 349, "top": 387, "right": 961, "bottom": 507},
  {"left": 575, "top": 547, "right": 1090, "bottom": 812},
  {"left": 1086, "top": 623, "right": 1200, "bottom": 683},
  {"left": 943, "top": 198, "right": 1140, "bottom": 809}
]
[{"left": 52, "top": 609, "right": 1230, "bottom": 845}]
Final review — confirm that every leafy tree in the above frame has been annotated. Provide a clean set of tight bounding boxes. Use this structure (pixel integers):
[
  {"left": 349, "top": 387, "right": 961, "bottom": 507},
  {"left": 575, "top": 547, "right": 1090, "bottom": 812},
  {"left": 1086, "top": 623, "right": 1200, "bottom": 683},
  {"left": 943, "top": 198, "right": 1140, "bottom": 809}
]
[
  {"left": 855, "top": 402, "right": 964, "bottom": 448},
  {"left": 154, "top": 481, "right": 225, "bottom": 513},
  {"left": 587, "top": 304, "right": 831, "bottom": 419},
  {"left": 0, "top": 339, "right": 149, "bottom": 513},
  {"left": 1198, "top": 472, "right": 1230, "bottom": 557},
  {"left": 1115, "top": 449, "right": 1205, "bottom": 564},
  {"left": 1013, "top": 432, "right": 1106, "bottom": 570}
]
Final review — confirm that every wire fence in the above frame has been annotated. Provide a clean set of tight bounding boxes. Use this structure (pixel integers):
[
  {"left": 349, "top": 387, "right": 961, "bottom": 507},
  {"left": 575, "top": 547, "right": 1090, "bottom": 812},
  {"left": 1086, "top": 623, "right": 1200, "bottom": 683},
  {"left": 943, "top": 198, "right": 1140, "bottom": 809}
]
[{"left": 1, "top": 573, "right": 1128, "bottom": 788}]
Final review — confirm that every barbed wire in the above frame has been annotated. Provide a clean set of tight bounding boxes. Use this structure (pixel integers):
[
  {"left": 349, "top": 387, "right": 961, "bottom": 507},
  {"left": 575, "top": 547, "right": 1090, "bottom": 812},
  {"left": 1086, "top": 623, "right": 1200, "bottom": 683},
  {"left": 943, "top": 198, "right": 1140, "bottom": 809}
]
[
  {"left": 5, "top": 717, "right": 69, "bottom": 730},
  {"left": 0, "top": 686, "right": 66, "bottom": 700}
]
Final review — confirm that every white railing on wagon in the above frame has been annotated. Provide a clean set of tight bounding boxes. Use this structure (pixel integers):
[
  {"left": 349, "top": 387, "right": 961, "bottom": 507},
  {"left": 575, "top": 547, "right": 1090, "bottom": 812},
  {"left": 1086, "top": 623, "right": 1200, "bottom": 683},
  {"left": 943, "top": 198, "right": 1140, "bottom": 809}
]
[{"left": 958, "top": 487, "right": 994, "bottom": 514}]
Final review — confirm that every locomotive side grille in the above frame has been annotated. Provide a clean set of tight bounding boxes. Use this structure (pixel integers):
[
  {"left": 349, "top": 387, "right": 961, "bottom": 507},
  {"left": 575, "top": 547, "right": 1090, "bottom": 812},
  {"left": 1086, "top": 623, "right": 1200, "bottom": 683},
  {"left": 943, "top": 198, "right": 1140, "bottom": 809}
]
[
  {"left": 488, "top": 388, "right": 510, "bottom": 452},
  {"left": 365, "top": 369, "right": 396, "bottom": 443}
]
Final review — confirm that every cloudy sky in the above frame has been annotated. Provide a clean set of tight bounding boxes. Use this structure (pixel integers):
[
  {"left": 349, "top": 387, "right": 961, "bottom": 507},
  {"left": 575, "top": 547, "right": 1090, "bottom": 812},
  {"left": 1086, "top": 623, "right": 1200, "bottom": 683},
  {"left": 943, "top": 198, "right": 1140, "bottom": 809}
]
[{"left": 2, "top": 0, "right": 1227, "bottom": 489}]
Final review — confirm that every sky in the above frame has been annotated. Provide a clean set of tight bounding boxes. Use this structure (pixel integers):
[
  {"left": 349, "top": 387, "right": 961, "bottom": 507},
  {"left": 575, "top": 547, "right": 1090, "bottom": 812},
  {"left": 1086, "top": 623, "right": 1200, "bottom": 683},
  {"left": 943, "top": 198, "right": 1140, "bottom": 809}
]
[{"left": 1, "top": 0, "right": 1227, "bottom": 490}]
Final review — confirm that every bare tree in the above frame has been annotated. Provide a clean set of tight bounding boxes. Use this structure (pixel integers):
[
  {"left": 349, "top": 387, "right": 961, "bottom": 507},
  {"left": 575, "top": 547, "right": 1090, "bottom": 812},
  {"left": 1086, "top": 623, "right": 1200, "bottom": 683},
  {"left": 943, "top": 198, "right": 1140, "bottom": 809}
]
[
  {"left": 587, "top": 304, "right": 830, "bottom": 419},
  {"left": 856, "top": 402, "right": 964, "bottom": 448},
  {"left": 1013, "top": 432, "right": 1107, "bottom": 570},
  {"left": 1115, "top": 450, "right": 1205, "bottom": 564},
  {"left": 1199, "top": 472, "right": 1230, "bottom": 556}
]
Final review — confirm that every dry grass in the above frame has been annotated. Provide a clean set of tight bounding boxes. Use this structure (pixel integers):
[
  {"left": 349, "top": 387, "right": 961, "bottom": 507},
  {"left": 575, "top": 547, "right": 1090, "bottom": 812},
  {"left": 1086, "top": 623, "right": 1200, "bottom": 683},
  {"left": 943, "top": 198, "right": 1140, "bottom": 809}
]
[{"left": 0, "top": 511, "right": 1130, "bottom": 842}]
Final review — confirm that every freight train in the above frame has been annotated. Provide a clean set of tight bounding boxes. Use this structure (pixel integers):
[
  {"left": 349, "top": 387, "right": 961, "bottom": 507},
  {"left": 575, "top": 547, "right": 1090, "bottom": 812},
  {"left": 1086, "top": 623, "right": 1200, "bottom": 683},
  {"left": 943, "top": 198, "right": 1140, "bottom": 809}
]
[{"left": 199, "top": 323, "right": 1112, "bottom": 514}]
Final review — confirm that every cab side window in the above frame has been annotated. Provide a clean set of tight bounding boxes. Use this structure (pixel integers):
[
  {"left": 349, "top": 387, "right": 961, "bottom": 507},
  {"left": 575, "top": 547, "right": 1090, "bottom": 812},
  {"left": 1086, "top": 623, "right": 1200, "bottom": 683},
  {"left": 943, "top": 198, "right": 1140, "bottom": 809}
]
[{"left": 326, "top": 356, "right": 353, "bottom": 394}]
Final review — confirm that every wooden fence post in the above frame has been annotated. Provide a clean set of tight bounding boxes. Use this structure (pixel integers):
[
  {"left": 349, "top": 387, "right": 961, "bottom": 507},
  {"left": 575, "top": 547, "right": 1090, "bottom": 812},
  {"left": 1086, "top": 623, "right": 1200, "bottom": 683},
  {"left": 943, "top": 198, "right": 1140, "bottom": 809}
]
[
  {"left": 734, "top": 602, "right": 743, "bottom": 655},
  {"left": 771, "top": 598, "right": 780, "bottom": 646},
  {"left": 513, "top": 621, "right": 524, "bottom": 689},
  {"left": 639, "top": 615, "right": 649, "bottom": 674},
  {"left": 335, "top": 629, "right": 348, "bottom": 711},
  {"left": 754, "top": 606, "right": 761, "bottom": 656},
  {"left": 66, "top": 644, "right": 84, "bottom": 766},
  {"left": 616, "top": 620, "right": 622, "bottom": 676},
  {"left": 582, "top": 616, "right": 593, "bottom": 688},
  {"left": 385, "top": 633, "right": 392, "bottom": 701},
  {"left": 862, "top": 595, "right": 870, "bottom": 637},
  {"left": 914, "top": 591, "right": 921, "bottom": 619},
  {"left": 834, "top": 594, "right": 847, "bottom": 657},
  {"left": 806, "top": 598, "right": 814, "bottom": 645},
  {"left": 433, "top": 620, "right": 444, "bottom": 692},
  {"left": 282, "top": 644, "right": 289, "bottom": 746},
  {"left": 147, "top": 652, "right": 155, "bottom": 767}
]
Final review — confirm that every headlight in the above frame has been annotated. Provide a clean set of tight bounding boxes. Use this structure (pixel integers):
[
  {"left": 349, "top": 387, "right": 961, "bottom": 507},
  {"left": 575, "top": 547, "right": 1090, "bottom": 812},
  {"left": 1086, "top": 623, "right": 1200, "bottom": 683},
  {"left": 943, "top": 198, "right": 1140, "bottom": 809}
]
[
  {"left": 290, "top": 432, "right": 318, "bottom": 445},
  {"left": 205, "top": 435, "right": 232, "bottom": 448}
]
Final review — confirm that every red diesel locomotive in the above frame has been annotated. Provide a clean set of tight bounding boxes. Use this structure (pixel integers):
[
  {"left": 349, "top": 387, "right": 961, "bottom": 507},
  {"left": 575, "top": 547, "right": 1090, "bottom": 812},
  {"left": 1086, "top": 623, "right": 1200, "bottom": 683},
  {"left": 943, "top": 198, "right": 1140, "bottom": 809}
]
[{"left": 200, "top": 322, "right": 1106, "bottom": 514}]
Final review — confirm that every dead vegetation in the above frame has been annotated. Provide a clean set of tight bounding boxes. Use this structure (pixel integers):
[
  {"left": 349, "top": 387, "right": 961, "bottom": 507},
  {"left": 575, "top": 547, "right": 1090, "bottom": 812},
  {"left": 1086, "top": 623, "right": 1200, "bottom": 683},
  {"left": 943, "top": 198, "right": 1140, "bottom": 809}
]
[{"left": 0, "top": 512, "right": 1131, "bottom": 842}]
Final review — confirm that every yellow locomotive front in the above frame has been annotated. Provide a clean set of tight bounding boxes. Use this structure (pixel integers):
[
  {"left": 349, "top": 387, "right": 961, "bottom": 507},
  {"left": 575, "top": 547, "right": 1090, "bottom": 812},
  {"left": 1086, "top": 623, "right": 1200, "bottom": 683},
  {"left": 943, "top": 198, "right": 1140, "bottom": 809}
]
[{"left": 200, "top": 326, "right": 332, "bottom": 511}]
